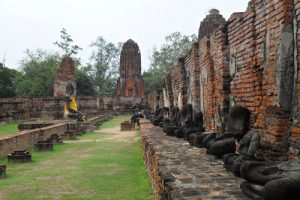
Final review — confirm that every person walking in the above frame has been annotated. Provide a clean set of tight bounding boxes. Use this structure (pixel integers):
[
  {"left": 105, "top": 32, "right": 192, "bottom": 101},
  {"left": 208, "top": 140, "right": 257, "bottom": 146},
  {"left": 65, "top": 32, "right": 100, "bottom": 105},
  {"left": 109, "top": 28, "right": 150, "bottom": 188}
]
[{"left": 131, "top": 112, "right": 144, "bottom": 127}]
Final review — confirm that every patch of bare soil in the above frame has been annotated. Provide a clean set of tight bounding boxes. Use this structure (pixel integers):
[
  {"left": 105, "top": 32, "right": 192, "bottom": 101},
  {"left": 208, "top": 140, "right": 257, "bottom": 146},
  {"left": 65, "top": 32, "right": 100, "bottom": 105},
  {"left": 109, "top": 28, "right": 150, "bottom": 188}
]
[
  {"left": 66, "top": 126, "right": 140, "bottom": 143},
  {"left": 96, "top": 127, "right": 139, "bottom": 142}
]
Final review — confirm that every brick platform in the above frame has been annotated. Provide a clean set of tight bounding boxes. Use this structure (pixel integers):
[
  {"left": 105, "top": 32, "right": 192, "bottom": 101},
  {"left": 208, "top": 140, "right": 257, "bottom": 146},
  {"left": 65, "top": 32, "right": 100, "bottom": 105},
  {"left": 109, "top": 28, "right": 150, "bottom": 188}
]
[
  {"left": 141, "top": 122, "right": 248, "bottom": 200},
  {"left": 121, "top": 121, "right": 135, "bottom": 131}
]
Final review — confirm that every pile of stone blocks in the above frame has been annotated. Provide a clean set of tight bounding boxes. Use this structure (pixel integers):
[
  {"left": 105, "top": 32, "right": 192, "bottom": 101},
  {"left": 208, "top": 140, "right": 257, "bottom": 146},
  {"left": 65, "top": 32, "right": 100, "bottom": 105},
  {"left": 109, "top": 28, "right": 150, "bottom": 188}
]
[
  {"left": 8, "top": 150, "right": 32, "bottom": 163},
  {"left": 121, "top": 121, "right": 135, "bottom": 131}
]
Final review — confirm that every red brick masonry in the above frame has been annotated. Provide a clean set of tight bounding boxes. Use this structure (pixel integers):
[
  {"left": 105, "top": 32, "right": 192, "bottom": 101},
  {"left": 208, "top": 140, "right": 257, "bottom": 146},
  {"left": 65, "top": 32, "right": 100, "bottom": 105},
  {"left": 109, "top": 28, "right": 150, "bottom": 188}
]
[{"left": 148, "top": 0, "right": 300, "bottom": 160}]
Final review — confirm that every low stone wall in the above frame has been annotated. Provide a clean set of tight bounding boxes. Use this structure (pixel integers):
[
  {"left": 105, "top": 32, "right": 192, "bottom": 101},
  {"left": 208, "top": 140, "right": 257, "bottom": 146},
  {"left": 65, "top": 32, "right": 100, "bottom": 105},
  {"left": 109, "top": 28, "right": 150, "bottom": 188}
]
[
  {"left": 140, "top": 121, "right": 248, "bottom": 200},
  {"left": 0, "top": 96, "right": 144, "bottom": 123},
  {"left": 86, "top": 115, "right": 112, "bottom": 130},
  {"left": 0, "top": 123, "right": 67, "bottom": 158},
  {"left": 0, "top": 115, "right": 111, "bottom": 158}
]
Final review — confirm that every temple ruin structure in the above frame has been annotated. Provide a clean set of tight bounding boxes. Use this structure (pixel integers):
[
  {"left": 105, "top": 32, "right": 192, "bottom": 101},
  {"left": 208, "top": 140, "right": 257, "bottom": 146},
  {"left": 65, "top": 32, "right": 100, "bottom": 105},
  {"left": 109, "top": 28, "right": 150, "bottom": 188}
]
[
  {"left": 53, "top": 56, "right": 76, "bottom": 97},
  {"left": 117, "top": 39, "right": 144, "bottom": 97},
  {"left": 148, "top": 0, "right": 300, "bottom": 160}
]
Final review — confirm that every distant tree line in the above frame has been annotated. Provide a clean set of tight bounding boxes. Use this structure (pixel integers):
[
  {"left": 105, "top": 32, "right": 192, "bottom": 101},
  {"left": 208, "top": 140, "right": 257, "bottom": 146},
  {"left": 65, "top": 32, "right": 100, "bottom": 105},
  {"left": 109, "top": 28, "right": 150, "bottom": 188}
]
[
  {"left": 0, "top": 28, "right": 122, "bottom": 97},
  {"left": 0, "top": 29, "right": 196, "bottom": 98}
]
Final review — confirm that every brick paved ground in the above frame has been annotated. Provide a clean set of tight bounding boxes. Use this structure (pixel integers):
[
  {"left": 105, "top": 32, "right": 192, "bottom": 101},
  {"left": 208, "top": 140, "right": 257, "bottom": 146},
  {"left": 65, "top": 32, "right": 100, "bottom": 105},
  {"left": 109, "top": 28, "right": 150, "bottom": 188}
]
[{"left": 141, "top": 121, "right": 249, "bottom": 200}]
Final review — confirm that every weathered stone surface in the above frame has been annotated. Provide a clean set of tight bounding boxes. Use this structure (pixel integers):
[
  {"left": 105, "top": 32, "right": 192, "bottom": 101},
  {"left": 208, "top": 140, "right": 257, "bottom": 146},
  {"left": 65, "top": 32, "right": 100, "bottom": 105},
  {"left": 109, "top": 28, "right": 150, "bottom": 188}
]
[
  {"left": 120, "top": 121, "right": 135, "bottom": 131},
  {"left": 63, "top": 130, "right": 76, "bottom": 140},
  {"left": 0, "top": 123, "right": 67, "bottom": 158},
  {"left": 8, "top": 150, "right": 32, "bottom": 163},
  {"left": 141, "top": 122, "right": 248, "bottom": 200},
  {"left": 34, "top": 140, "right": 53, "bottom": 151},
  {"left": 0, "top": 96, "right": 144, "bottom": 123},
  {"left": 46, "top": 134, "right": 63, "bottom": 144},
  {"left": 53, "top": 56, "right": 76, "bottom": 97},
  {"left": 117, "top": 39, "right": 144, "bottom": 97},
  {"left": 18, "top": 122, "right": 54, "bottom": 131},
  {"left": 147, "top": 90, "right": 165, "bottom": 111},
  {"left": 198, "top": 9, "right": 226, "bottom": 41},
  {"left": 0, "top": 115, "right": 110, "bottom": 158},
  {"left": 147, "top": 0, "right": 300, "bottom": 160}
]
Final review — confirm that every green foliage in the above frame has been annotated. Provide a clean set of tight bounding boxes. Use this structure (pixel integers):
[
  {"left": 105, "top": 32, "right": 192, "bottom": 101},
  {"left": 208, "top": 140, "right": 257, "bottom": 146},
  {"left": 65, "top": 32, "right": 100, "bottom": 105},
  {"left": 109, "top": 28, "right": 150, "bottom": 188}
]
[
  {"left": 100, "top": 115, "right": 131, "bottom": 129},
  {"left": 89, "top": 36, "right": 122, "bottom": 96},
  {"left": 143, "top": 71, "right": 164, "bottom": 95},
  {"left": 75, "top": 67, "right": 96, "bottom": 96},
  {"left": 0, "top": 64, "right": 20, "bottom": 97},
  {"left": 15, "top": 49, "right": 60, "bottom": 97},
  {"left": 54, "top": 28, "right": 82, "bottom": 56},
  {"left": 0, "top": 123, "right": 18, "bottom": 138},
  {"left": 144, "top": 32, "right": 197, "bottom": 94}
]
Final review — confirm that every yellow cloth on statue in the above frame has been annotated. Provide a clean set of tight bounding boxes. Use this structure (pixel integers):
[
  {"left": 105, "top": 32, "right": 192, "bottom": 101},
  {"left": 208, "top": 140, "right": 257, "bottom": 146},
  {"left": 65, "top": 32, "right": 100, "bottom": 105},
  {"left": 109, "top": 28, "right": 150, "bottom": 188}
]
[
  {"left": 69, "top": 96, "right": 78, "bottom": 111},
  {"left": 64, "top": 95, "right": 78, "bottom": 114}
]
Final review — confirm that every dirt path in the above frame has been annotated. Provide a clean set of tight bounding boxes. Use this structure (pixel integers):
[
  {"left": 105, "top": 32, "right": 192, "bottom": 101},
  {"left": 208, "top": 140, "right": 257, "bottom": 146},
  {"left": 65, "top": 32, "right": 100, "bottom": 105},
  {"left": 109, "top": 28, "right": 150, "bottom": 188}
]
[{"left": 65, "top": 127, "right": 140, "bottom": 143}]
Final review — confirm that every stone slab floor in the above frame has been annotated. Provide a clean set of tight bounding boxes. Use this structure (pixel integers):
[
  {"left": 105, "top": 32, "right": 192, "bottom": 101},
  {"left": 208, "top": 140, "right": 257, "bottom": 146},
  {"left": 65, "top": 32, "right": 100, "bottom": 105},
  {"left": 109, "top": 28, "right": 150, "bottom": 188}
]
[{"left": 141, "top": 121, "right": 250, "bottom": 200}]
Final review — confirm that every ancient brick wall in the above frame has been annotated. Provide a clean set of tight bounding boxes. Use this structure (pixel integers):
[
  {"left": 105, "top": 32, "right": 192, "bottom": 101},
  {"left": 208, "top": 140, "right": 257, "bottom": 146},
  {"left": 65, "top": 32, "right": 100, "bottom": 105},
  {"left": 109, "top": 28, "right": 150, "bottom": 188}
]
[
  {"left": 0, "top": 96, "right": 145, "bottom": 122},
  {"left": 198, "top": 9, "right": 226, "bottom": 41},
  {"left": 168, "top": 65, "right": 179, "bottom": 109},
  {"left": 206, "top": 28, "right": 230, "bottom": 133},
  {"left": 198, "top": 37, "right": 217, "bottom": 131},
  {"left": 184, "top": 43, "right": 200, "bottom": 113},
  {"left": 164, "top": 73, "right": 173, "bottom": 110},
  {"left": 168, "top": 58, "right": 187, "bottom": 110},
  {"left": 291, "top": 0, "right": 300, "bottom": 159},
  {"left": 158, "top": 1, "right": 300, "bottom": 160},
  {"left": 227, "top": 0, "right": 295, "bottom": 160},
  {"left": 147, "top": 90, "right": 164, "bottom": 111},
  {"left": 0, "top": 123, "right": 67, "bottom": 158}
]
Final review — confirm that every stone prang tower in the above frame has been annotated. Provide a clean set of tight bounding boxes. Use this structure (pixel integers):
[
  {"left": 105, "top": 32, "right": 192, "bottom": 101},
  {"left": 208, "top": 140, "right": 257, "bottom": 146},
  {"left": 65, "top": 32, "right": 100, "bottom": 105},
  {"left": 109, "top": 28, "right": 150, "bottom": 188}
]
[
  {"left": 53, "top": 56, "right": 76, "bottom": 97},
  {"left": 117, "top": 39, "right": 144, "bottom": 97}
]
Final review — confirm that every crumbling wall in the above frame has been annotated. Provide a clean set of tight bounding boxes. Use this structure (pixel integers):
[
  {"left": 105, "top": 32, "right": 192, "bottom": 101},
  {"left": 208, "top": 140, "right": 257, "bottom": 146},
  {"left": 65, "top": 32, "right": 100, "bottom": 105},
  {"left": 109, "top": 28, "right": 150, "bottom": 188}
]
[
  {"left": 147, "top": 90, "right": 164, "bottom": 111},
  {"left": 184, "top": 43, "right": 200, "bottom": 113},
  {"left": 164, "top": 73, "right": 174, "bottom": 115},
  {"left": 0, "top": 123, "right": 67, "bottom": 158},
  {"left": 290, "top": 0, "right": 300, "bottom": 159},
  {"left": 159, "top": 1, "right": 300, "bottom": 160},
  {"left": 226, "top": 0, "right": 295, "bottom": 160},
  {"left": 117, "top": 39, "right": 144, "bottom": 97},
  {"left": 169, "top": 59, "right": 187, "bottom": 110},
  {"left": 210, "top": 27, "right": 230, "bottom": 133},
  {"left": 0, "top": 115, "right": 109, "bottom": 158},
  {"left": 53, "top": 56, "right": 76, "bottom": 97},
  {"left": 198, "top": 37, "right": 216, "bottom": 131},
  {"left": 0, "top": 96, "right": 145, "bottom": 122}
]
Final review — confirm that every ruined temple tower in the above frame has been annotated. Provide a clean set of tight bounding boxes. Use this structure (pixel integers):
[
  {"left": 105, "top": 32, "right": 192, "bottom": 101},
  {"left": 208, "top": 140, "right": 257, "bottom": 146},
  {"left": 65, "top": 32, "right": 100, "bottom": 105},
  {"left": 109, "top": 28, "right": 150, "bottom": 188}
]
[
  {"left": 117, "top": 39, "right": 144, "bottom": 97},
  {"left": 53, "top": 56, "right": 76, "bottom": 97}
]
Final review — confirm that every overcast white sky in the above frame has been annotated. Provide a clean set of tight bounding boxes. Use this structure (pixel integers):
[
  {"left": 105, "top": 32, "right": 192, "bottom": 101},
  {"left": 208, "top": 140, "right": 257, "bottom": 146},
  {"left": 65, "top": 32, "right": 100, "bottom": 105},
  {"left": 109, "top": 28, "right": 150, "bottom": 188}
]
[{"left": 0, "top": 0, "right": 249, "bottom": 71}]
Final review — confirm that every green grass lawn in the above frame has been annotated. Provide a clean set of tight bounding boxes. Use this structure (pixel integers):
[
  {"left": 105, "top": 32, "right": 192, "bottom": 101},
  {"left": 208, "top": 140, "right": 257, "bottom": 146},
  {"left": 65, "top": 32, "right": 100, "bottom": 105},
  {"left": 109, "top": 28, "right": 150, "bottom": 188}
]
[
  {"left": 0, "top": 116, "right": 154, "bottom": 200},
  {"left": 0, "top": 123, "right": 18, "bottom": 138},
  {"left": 100, "top": 115, "right": 132, "bottom": 129}
]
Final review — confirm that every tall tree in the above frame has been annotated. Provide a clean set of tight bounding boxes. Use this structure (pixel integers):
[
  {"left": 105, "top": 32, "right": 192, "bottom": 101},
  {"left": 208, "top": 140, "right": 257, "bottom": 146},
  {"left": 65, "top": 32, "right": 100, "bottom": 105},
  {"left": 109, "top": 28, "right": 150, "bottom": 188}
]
[
  {"left": 76, "top": 66, "right": 96, "bottom": 96},
  {"left": 54, "top": 28, "right": 82, "bottom": 56},
  {"left": 0, "top": 62, "right": 20, "bottom": 97},
  {"left": 15, "top": 49, "right": 60, "bottom": 96},
  {"left": 144, "top": 32, "right": 197, "bottom": 94},
  {"left": 89, "top": 36, "right": 122, "bottom": 96}
]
